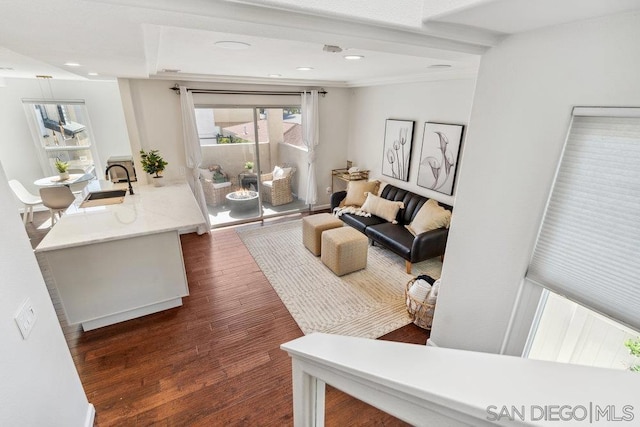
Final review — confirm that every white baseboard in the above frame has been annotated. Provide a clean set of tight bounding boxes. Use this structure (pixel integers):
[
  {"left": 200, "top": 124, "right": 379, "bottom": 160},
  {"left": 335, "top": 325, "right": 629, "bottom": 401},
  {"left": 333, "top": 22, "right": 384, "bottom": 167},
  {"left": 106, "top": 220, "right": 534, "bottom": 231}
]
[
  {"left": 426, "top": 338, "right": 438, "bottom": 347},
  {"left": 311, "top": 204, "right": 330, "bottom": 211},
  {"left": 84, "top": 403, "right": 95, "bottom": 427}
]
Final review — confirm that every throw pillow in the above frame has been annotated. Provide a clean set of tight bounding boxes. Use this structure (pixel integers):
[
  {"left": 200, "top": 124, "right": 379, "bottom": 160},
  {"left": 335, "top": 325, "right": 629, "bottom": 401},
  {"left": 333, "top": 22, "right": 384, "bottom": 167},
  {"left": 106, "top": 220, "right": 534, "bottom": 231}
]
[
  {"left": 377, "top": 180, "right": 389, "bottom": 196},
  {"left": 405, "top": 199, "right": 452, "bottom": 236},
  {"left": 199, "top": 168, "right": 214, "bottom": 181},
  {"left": 341, "top": 180, "right": 380, "bottom": 207},
  {"left": 273, "top": 166, "right": 285, "bottom": 179},
  {"left": 360, "top": 192, "right": 404, "bottom": 224}
]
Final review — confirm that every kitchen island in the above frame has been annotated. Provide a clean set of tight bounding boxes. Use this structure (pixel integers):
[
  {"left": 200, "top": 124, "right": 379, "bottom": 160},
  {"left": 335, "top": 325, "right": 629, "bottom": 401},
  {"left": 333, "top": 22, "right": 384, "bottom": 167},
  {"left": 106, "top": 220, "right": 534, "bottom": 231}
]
[{"left": 35, "top": 181, "right": 206, "bottom": 331}]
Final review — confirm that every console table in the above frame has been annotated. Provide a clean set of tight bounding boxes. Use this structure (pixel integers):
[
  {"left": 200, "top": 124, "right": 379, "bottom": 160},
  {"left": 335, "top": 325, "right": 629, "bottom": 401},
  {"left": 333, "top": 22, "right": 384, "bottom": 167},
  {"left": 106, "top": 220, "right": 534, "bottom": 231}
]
[{"left": 331, "top": 161, "right": 369, "bottom": 192}]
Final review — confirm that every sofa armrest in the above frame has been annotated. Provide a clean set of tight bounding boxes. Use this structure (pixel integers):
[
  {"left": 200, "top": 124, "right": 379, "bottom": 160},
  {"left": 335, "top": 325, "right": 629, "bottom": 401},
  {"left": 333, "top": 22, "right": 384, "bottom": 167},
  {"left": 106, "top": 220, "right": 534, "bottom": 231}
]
[
  {"left": 330, "top": 191, "right": 347, "bottom": 211},
  {"left": 410, "top": 228, "right": 449, "bottom": 262}
]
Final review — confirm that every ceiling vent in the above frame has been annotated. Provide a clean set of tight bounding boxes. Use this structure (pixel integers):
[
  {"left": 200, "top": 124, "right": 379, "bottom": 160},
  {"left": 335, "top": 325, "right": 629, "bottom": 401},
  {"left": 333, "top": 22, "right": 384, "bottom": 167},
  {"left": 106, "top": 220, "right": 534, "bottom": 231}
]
[
  {"left": 161, "top": 69, "right": 181, "bottom": 73},
  {"left": 323, "top": 44, "right": 342, "bottom": 53}
]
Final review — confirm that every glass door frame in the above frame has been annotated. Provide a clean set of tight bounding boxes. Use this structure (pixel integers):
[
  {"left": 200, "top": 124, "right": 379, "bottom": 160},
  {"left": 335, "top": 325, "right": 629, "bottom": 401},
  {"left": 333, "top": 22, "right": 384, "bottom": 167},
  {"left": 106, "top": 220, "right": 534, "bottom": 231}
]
[{"left": 195, "top": 103, "right": 308, "bottom": 228}]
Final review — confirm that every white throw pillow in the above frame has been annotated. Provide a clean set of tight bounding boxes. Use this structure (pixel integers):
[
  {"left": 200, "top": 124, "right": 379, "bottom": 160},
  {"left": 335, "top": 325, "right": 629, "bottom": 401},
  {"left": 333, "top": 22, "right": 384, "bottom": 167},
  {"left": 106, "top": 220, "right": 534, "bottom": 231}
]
[
  {"left": 199, "top": 168, "right": 214, "bottom": 181},
  {"left": 262, "top": 180, "right": 273, "bottom": 188},
  {"left": 405, "top": 199, "right": 451, "bottom": 236},
  {"left": 360, "top": 192, "right": 404, "bottom": 224},
  {"left": 273, "top": 166, "right": 285, "bottom": 179}
]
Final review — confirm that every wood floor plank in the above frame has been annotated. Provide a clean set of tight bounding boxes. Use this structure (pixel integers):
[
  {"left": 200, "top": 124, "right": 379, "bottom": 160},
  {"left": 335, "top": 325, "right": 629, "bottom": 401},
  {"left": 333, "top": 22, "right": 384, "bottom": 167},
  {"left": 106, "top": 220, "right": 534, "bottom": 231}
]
[{"left": 26, "top": 211, "right": 429, "bottom": 425}]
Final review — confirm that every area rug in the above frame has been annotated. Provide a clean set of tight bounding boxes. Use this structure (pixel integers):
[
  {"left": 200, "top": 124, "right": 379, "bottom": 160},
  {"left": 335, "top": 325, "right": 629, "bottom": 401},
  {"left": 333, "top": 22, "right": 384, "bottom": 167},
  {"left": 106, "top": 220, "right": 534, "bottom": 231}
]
[{"left": 237, "top": 220, "right": 442, "bottom": 339}]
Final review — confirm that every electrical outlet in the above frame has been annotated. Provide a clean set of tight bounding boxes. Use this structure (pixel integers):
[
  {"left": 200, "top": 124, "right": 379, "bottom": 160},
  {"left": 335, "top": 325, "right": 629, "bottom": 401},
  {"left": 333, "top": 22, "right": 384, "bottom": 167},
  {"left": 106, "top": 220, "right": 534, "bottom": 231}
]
[
  {"left": 179, "top": 166, "right": 186, "bottom": 177},
  {"left": 15, "top": 298, "right": 37, "bottom": 340},
  {"left": 326, "top": 186, "right": 332, "bottom": 194}
]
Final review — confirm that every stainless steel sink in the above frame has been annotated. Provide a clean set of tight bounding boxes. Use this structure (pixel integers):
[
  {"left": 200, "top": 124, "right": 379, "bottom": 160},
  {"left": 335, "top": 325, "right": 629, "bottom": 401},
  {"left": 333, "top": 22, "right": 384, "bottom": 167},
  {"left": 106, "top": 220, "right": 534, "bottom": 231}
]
[
  {"left": 80, "top": 189, "right": 127, "bottom": 208},
  {"left": 85, "top": 189, "right": 127, "bottom": 200}
]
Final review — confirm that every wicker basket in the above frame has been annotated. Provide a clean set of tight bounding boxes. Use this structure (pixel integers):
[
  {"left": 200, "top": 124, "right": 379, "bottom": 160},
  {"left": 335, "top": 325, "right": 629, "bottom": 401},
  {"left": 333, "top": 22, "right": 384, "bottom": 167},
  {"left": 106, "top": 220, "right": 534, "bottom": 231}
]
[{"left": 404, "top": 278, "right": 436, "bottom": 330}]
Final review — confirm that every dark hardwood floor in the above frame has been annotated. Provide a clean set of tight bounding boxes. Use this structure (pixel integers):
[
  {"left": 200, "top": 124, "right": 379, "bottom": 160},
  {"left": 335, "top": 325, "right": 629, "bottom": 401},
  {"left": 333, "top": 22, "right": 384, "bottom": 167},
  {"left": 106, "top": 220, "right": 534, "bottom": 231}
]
[{"left": 25, "top": 211, "right": 429, "bottom": 425}]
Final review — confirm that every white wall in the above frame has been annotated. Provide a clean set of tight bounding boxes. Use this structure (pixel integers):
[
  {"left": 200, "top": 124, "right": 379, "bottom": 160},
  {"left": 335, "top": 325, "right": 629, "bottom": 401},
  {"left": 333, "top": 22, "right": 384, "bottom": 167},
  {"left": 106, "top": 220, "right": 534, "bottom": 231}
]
[
  {"left": 119, "top": 79, "right": 350, "bottom": 205},
  {"left": 0, "top": 78, "right": 131, "bottom": 208},
  {"left": 430, "top": 11, "right": 640, "bottom": 354},
  {"left": 0, "top": 163, "right": 93, "bottom": 426},
  {"left": 347, "top": 78, "right": 477, "bottom": 206}
]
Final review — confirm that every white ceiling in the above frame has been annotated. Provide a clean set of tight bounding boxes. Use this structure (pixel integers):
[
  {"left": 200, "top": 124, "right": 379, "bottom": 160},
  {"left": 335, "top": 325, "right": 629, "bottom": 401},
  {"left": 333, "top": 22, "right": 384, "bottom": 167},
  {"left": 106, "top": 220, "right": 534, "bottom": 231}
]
[{"left": 0, "top": 0, "right": 638, "bottom": 86}]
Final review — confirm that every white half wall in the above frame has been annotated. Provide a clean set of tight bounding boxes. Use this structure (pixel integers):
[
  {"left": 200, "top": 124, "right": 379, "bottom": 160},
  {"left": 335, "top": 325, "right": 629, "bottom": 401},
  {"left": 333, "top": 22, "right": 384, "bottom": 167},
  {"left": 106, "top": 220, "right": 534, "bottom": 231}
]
[
  {"left": 430, "top": 11, "right": 640, "bottom": 355},
  {"left": 0, "top": 163, "right": 93, "bottom": 426},
  {"left": 0, "top": 78, "right": 131, "bottom": 209},
  {"left": 118, "top": 80, "right": 350, "bottom": 206},
  {"left": 346, "top": 78, "right": 477, "bottom": 206}
]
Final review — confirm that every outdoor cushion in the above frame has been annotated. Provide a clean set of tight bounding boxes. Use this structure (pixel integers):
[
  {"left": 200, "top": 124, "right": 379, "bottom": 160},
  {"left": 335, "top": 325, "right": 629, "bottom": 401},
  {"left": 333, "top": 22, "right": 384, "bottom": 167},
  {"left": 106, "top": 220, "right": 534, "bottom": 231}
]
[{"left": 199, "top": 168, "right": 214, "bottom": 180}]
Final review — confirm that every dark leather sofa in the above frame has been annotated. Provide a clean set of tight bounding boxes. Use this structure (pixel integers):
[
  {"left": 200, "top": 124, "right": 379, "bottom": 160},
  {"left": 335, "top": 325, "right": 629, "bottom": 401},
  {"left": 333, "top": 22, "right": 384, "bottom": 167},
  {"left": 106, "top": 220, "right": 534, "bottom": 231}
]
[{"left": 331, "top": 183, "right": 452, "bottom": 273}]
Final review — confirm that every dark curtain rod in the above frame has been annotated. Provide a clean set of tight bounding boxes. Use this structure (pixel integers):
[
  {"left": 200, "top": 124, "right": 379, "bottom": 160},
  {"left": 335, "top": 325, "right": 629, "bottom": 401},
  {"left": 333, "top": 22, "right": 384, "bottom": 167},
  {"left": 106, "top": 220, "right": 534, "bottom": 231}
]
[{"left": 170, "top": 84, "right": 326, "bottom": 96}]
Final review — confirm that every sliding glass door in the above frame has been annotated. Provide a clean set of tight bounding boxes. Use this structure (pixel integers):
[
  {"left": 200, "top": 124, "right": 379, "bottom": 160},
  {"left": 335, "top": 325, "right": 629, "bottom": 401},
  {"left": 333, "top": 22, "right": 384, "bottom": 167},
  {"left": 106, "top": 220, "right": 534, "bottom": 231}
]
[{"left": 195, "top": 106, "right": 307, "bottom": 228}]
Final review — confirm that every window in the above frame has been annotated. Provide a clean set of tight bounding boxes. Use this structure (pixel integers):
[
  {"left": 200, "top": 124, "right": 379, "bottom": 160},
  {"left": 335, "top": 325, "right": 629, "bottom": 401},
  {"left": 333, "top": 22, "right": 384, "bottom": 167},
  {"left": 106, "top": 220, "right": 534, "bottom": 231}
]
[
  {"left": 525, "top": 107, "right": 640, "bottom": 332},
  {"left": 528, "top": 291, "right": 639, "bottom": 370},
  {"left": 23, "top": 100, "right": 99, "bottom": 176}
]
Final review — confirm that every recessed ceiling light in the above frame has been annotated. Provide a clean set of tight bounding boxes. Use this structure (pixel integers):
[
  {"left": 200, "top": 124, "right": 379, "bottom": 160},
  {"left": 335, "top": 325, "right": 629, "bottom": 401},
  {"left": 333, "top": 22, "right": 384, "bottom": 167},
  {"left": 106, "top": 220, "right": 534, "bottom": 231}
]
[
  {"left": 429, "top": 64, "right": 452, "bottom": 69},
  {"left": 161, "top": 69, "right": 181, "bottom": 73},
  {"left": 344, "top": 55, "right": 364, "bottom": 60},
  {"left": 214, "top": 41, "right": 251, "bottom": 50},
  {"left": 88, "top": 72, "right": 98, "bottom": 76},
  {"left": 0, "top": 67, "right": 14, "bottom": 70},
  {"left": 268, "top": 74, "right": 282, "bottom": 78},
  {"left": 64, "top": 62, "right": 81, "bottom": 67},
  {"left": 296, "top": 67, "right": 313, "bottom": 71}
]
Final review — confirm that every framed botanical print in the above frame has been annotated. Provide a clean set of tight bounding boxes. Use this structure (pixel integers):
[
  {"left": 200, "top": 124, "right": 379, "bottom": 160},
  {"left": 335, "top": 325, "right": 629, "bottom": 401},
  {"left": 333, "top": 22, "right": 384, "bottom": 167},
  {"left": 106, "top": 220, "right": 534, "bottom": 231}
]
[
  {"left": 417, "top": 122, "right": 464, "bottom": 196},
  {"left": 381, "top": 119, "right": 414, "bottom": 182}
]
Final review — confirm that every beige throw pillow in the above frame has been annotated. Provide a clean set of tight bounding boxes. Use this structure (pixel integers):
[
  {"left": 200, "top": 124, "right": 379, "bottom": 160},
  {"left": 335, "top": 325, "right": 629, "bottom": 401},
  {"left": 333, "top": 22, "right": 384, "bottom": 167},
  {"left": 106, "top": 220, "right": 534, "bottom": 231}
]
[
  {"left": 341, "top": 180, "right": 380, "bottom": 207},
  {"left": 360, "top": 192, "right": 404, "bottom": 223},
  {"left": 405, "top": 199, "right": 451, "bottom": 236}
]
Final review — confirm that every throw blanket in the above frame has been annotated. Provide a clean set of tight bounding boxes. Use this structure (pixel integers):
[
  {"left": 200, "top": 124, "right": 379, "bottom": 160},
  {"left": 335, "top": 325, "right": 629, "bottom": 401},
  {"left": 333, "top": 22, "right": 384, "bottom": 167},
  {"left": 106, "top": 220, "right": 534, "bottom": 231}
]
[{"left": 333, "top": 206, "right": 372, "bottom": 218}]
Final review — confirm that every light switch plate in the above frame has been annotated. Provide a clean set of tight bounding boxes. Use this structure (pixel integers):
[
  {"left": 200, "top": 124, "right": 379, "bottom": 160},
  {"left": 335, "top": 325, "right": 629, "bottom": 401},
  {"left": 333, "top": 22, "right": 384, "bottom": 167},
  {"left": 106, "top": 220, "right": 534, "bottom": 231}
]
[{"left": 15, "top": 298, "right": 37, "bottom": 340}]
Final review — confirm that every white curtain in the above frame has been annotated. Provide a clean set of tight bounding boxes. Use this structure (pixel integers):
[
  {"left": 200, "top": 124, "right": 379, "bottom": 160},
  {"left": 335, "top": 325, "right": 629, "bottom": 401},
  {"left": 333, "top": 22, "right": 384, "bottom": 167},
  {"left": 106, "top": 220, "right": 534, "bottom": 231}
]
[
  {"left": 179, "top": 86, "right": 211, "bottom": 234},
  {"left": 302, "top": 90, "right": 319, "bottom": 205}
]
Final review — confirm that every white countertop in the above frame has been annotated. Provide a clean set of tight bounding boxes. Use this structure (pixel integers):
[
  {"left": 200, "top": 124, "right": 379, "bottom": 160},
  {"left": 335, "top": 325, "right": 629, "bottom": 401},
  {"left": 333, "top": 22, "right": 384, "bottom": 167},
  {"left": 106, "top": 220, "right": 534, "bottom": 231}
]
[{"left": 35, "top": 180, "right": 206, "bottom": 252}]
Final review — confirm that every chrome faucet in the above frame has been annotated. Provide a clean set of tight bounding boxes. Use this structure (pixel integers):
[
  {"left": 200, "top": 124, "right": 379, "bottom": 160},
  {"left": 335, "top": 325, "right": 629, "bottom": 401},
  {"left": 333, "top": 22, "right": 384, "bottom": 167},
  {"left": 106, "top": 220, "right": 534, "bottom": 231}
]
[{"left": 105, "top": 164, "right": 134, "bottom": 195}]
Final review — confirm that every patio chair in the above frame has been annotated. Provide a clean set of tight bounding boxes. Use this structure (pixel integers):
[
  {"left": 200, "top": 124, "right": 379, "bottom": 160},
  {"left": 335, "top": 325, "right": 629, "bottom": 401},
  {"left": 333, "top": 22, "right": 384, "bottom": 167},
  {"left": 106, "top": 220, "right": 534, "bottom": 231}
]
[
  {"left": 199, "top": 165, "right": 235, "bottom": 207},
  {"left": 260, "top": 166, "right": 295, "bottom": 206}
]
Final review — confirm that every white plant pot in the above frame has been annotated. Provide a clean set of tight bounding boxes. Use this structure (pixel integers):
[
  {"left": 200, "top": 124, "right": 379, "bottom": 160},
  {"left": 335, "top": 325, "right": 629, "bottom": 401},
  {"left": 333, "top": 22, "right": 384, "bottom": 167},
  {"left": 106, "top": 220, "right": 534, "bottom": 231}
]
[
  {"left": 59, "top": 171, "right": 70, "bottom": 181},
  {"left": 152, "top": 176, "right": 164, "bottom": 187}
]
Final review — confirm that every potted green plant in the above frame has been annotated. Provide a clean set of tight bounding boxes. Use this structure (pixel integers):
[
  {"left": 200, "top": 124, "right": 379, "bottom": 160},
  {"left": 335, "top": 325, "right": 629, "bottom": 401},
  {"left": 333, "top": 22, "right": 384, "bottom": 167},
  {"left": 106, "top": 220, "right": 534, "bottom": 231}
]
[
  {"left": 625, "top": 337, "right": 640, "bottom": 372},
  {"left": 55, "top": 158, "right": 70, "bottom": 180},
  {"left": 244, "top": 161, "right": 254, "bottom": 173},
  {"left": 139, "top": 149, "right": 168, "bottom": 185}
]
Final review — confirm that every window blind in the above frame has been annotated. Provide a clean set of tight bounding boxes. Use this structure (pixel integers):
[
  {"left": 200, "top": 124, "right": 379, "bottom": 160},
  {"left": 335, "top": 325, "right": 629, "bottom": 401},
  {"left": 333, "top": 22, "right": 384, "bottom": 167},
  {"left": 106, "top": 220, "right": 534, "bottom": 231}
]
[{"left": 526, "top": 107, "right": 640, "bottom": 331}]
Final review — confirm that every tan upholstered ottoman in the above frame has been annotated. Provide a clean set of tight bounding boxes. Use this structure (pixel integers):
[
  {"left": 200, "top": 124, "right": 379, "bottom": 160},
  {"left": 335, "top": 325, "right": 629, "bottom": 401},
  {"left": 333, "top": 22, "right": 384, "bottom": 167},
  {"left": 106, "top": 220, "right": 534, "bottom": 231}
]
[
  {"left": 321, "top": 226, "right": 368, "bottom": 276},
  {"left": 302, "top": 213, "right": 344, "bottom": 256}
]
